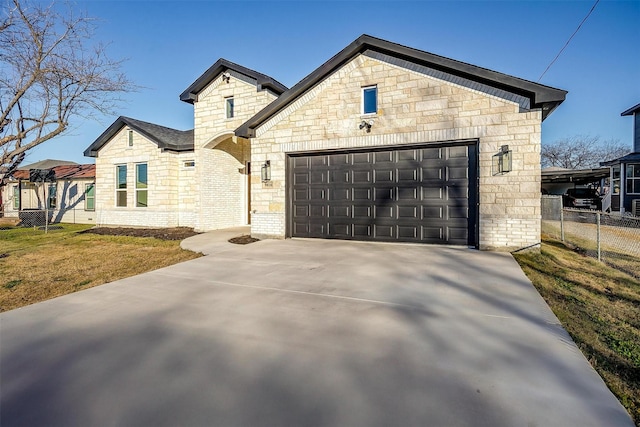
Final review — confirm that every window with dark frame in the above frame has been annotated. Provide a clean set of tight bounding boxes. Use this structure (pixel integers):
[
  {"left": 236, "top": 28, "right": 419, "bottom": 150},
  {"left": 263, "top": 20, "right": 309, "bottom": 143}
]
[
  {"left": 226, "top": 97, "right": 234, "bottom": 118},
  {"left": 128, "top": 129, "right": 134, "bottom": 147},
  {"left": 47, "top": 184, "right": 57, "bottom": 209},
  {"left": 362, "top": 85, "right": 377, "bottom": 114},
  {"left": 626, "top": 163, "right": 640, "bottom": 194}
]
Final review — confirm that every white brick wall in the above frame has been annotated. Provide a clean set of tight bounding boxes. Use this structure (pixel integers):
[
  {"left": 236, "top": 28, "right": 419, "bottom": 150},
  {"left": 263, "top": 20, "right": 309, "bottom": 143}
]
[
  {"left": 192, "top": 71, "right": 278, "bottom": 232},
  {"left": 250, "top": 54, "right": 543, "bottom": 251},
  {"left": 94, "top": 126, "right": 195, "bottom": 228}
]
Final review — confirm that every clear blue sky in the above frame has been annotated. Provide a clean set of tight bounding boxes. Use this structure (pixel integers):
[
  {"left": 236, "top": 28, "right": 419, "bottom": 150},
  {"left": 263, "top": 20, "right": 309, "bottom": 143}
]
[{"left": 27, "top": 0, "right": 640, "bottom": 165}]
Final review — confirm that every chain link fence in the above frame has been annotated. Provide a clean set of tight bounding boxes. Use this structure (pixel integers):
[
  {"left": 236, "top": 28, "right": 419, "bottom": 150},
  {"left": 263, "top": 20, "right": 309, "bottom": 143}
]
[
  {"left": 542, "top": 195, "right": 640, "bottom": 279},
  {"left": 0, "top": 208, "right": 96, "bottom": 230}
]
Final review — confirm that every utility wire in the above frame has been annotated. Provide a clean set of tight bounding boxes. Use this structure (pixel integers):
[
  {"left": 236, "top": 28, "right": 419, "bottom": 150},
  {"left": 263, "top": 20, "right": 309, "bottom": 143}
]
[{"left": 538, "top": 0, "right": 600, "bottom": 82}]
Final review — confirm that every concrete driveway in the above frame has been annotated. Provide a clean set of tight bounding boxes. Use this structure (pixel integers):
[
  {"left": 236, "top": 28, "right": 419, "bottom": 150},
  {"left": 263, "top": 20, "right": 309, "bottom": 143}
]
[{"left": 0, "top": 232, "right": 633, "bottom": 426}]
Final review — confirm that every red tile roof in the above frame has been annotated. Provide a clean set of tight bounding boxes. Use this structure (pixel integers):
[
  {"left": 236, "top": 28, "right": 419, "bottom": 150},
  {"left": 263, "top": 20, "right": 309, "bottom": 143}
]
[{"left": 13, "top": 164, "right": 95, "bottom": 181}]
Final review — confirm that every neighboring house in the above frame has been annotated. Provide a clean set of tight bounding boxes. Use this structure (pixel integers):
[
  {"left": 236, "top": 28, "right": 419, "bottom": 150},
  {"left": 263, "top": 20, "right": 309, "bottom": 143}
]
[
  {"left": 2, "top": 160, "right": 96, "bottom": 224},
  {"left": 86, "top": 34, "right": 567, "bottom": 251},
  {"left": 541, "top": 167, "right": 609, "bottom": 196},
  {"left": 601, "top": 103, "right": 640, "bottom": 215}
]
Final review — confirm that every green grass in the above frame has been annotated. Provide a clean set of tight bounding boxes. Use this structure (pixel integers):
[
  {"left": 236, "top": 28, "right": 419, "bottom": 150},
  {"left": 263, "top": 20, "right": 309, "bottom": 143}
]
[
  {"left": 514, "top": 236, "right": 640, "bottom": 425},
  {"left": 0, "top": 224, "right": 201, "bottom": 312}
]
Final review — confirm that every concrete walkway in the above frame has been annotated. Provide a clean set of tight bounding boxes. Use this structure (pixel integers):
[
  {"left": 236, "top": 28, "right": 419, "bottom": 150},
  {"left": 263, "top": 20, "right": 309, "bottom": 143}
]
[{"left": 0, "top": 230, "right": 633, "bottom": 426}]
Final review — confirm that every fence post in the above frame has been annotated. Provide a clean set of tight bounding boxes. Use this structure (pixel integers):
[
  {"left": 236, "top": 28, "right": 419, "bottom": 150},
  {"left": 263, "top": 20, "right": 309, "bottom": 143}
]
[
  {"left": 560, "top": 207, "right": 565, "bottom": 242},
  {"left": 596, "top": 212, "right": 601, "bottom": 262}
]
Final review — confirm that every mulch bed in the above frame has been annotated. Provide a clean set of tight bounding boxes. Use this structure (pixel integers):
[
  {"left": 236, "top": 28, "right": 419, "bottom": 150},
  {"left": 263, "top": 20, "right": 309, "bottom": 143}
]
[
  {"left": 81, "top": 227, "right": 201, "bottom": 241},
  {"left": 228, "top": 235, "right": 260, "bottom": 245}
]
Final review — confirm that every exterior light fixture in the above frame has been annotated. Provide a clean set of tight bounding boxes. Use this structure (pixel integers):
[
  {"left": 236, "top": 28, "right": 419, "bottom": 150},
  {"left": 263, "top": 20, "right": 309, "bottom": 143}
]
[
  {"left": 492, "top": 145, "right": 512, "bottom": 175},
  {"left": 222, "top": 72, "right": 231, "bottom": 83},
  {"left": 359, "top": 119, "right": 373, "bottom": 133},
  {"left": 261, "top": 160, "right": 271, "bottom": 182}
]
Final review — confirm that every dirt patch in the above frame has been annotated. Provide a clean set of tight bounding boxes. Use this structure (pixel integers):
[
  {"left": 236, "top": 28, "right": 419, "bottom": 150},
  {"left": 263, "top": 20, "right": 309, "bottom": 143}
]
[
  {"left": 81, "top": 227, "right": 200, "bottom": 241},
  {"left": 229, "top": 235, "right": 260, "bottom": 245}
]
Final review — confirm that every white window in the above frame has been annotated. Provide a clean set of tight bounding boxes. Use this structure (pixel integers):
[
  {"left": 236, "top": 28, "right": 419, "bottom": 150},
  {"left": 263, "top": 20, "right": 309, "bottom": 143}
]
[
  {"left": 362, "top": 85, "right": 377, "bottom": 115},
  {"left": 128, "top": 129, "right": 134, "bottom": 147},
  {"left": 136, "top": 163, "right": 148, "bottom": 207},
  {"left": 626, "top": 163, "right": 640, "bottom": 194},
  {"left": 85, "top": 184, "right": 95, "bottom": 211},
  {"left": 116, "top": 165, "right": 127, "bottom": 207},
  {"left": 226, "top": 97, "right": 234, "bottom": 119}
]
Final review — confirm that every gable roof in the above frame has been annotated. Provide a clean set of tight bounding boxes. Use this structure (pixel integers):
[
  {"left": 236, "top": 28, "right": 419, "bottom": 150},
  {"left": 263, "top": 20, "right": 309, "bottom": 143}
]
[
  {"left": 13, "top": 164, "right": 95, "bottom": 181},
  {"left": 17, "top": 159, "right": 78, "bottom": 170},
  {"left": 179, "top": 58, "right": 288, "bottom": 104},
  {"left": 236, "top": 34, "right": 567, "bottom": 138},
  {"left": 84, "top": 116, "right": 194, "bottom": 157},
  {"left": 621, "top": 102, "right": 640, "bottom": 116}
]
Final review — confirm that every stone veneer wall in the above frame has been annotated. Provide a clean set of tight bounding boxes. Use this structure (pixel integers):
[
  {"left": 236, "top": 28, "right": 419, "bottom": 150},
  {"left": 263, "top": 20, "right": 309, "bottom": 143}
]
[
  {"left": 192, "top": 70, "right": 279, "bottom": 231},
  {"left": 250, "top": 52, "right": 542, "bottom": 251},
  {"left": 94, "top": 127, "right": 192, "bottom": 228}
]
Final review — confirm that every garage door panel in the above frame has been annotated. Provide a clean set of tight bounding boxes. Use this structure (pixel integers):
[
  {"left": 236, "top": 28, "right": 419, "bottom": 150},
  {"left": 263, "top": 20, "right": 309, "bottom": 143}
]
[
  {"left": 329, "top": 223, "right": 351, "bottom": 237},
  {"left": 374, "top": 205, "right": 394, "bottom": 218},
  {"left": 398, "top": 168, "right": 419, "bottom": 182},
  {"left": 329, "top": 188, "right": 350, "bottom": 201},
  {"left": 352, "top": 152, "right": 371, "bottom": 164},
  {"left": 330, "top": 205, "right": 350, "bottom": 218},
  {"left": 422, "top": 148, "right": 442, "bottom": 159},
  {"left": 447, "top": 166, "right": 468, "bottom": 180},
  {"left": 310, "top": 188, "right": 326, "bottom": 200},
  {"left": 398, "top": 187, "right": 418, "bottom": 201},
  {"left": 374, "top": 224, "right": 394, "bottom": 238},
  {"left": 289, "top": 143, "right": 476, "bottom": 245},
  {"left": 422, "top": 167, "right": 443, "bottom": 180},
  {"left": 353, "top": 188, "right": 372, "bottom": 201},
  {"left": 375, "top": 187, "right": 394, "bottom": 201},
  {"left": 353, "top": 205, "right": 372, "bottom": 218},
  {"left": 330, "top": 170, "right": 350, "bottom": 184},
  {"left": 448, "top": 146, "right": 468, "bottom": 158},
  {"left": 398, "top": 225, "right": 418, "bottom": 239},
  {"left": 309, "top": 205, "right": 326, "bottom": 217},
  {"left": 374, "top": 151, "right": 394, "bottom": 163},
  {"left": 398, "top": 150, "right": 419, "bottom": 161},
  {"left": 398, "top": 206, "right": 418, "bottom": 219},
  {"left": 310, "top": 171, "right": 327, "bottom": 184},
  {"left": 352, "top": 170, "right": 372, "bottom": 184},
  {"left": 374, "top": 169, "right": 394, "bottom": 183},
  {"left": 422, "top": 187, "right": 444, "bottom": 200},
  {"left": 423, "top": 206, "right": 443, "bottom": 219}
]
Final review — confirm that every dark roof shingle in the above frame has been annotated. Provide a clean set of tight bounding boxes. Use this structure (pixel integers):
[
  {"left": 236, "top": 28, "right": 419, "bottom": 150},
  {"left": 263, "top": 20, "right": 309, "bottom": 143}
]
[{"left": 84, "top": 116, "right": 194, "bottom": 157}]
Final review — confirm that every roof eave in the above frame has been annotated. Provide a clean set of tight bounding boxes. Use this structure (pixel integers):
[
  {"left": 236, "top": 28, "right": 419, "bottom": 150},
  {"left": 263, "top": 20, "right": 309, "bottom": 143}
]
[
  {"left": 180, "top": 59, "right": 287, "bottom": 105},
  {"left": 235, "top": 34, "right": 567, "bottom": 138},
  {"left": 621, "top": 102, "right": 640, "bottom": 116}
]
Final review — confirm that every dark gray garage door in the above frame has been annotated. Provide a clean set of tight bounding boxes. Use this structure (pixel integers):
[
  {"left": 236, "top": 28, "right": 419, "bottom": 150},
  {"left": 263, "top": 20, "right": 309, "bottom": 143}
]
[{"left": 289, "top": 143, "right": 477, "bottom": 245}]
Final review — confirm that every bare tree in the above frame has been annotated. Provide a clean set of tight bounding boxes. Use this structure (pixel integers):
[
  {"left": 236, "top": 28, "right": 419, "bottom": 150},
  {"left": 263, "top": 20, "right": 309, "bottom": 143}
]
[
  {"left": 0, "top": 0, "right": 134, "bottom": 182},
  {"left": 541, "top": 135, "right": 630, "bottom": 169}
]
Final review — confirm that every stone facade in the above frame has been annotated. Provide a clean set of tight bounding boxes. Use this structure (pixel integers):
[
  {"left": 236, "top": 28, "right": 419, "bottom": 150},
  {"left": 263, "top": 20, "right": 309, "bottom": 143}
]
[
  {"left": 192, "top": 70, "right": 279, "bottom": 231},
  {"left": 94, "top": 127, "right": 196, "bottom": 228},
  {"left": 249, "top": 52, "right": 543, "bottom": 251}
]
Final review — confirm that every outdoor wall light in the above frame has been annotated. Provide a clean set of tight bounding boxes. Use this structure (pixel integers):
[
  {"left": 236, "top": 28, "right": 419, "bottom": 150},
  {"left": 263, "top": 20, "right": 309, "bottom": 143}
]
[
  {"left": 492, "top": 145, "right": 512, "bottom": 175},
  {"left": 359, "top": 119, "right": 373, "bottom": 133},
  {"left": 261, "top": 160, "right": 271, "bottom": 182},
  {"left": 221, "top": 72, "right": 231, "bottom": 83}
]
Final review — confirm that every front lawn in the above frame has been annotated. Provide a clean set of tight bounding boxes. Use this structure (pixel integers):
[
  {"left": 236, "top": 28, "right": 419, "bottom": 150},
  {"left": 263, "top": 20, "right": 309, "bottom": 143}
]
[
  {"left": 0, "top": 224, "right": 201, "bottom": 312},
  {"left": 514, "top": 236, "right": 640, "bottom": 425}
]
